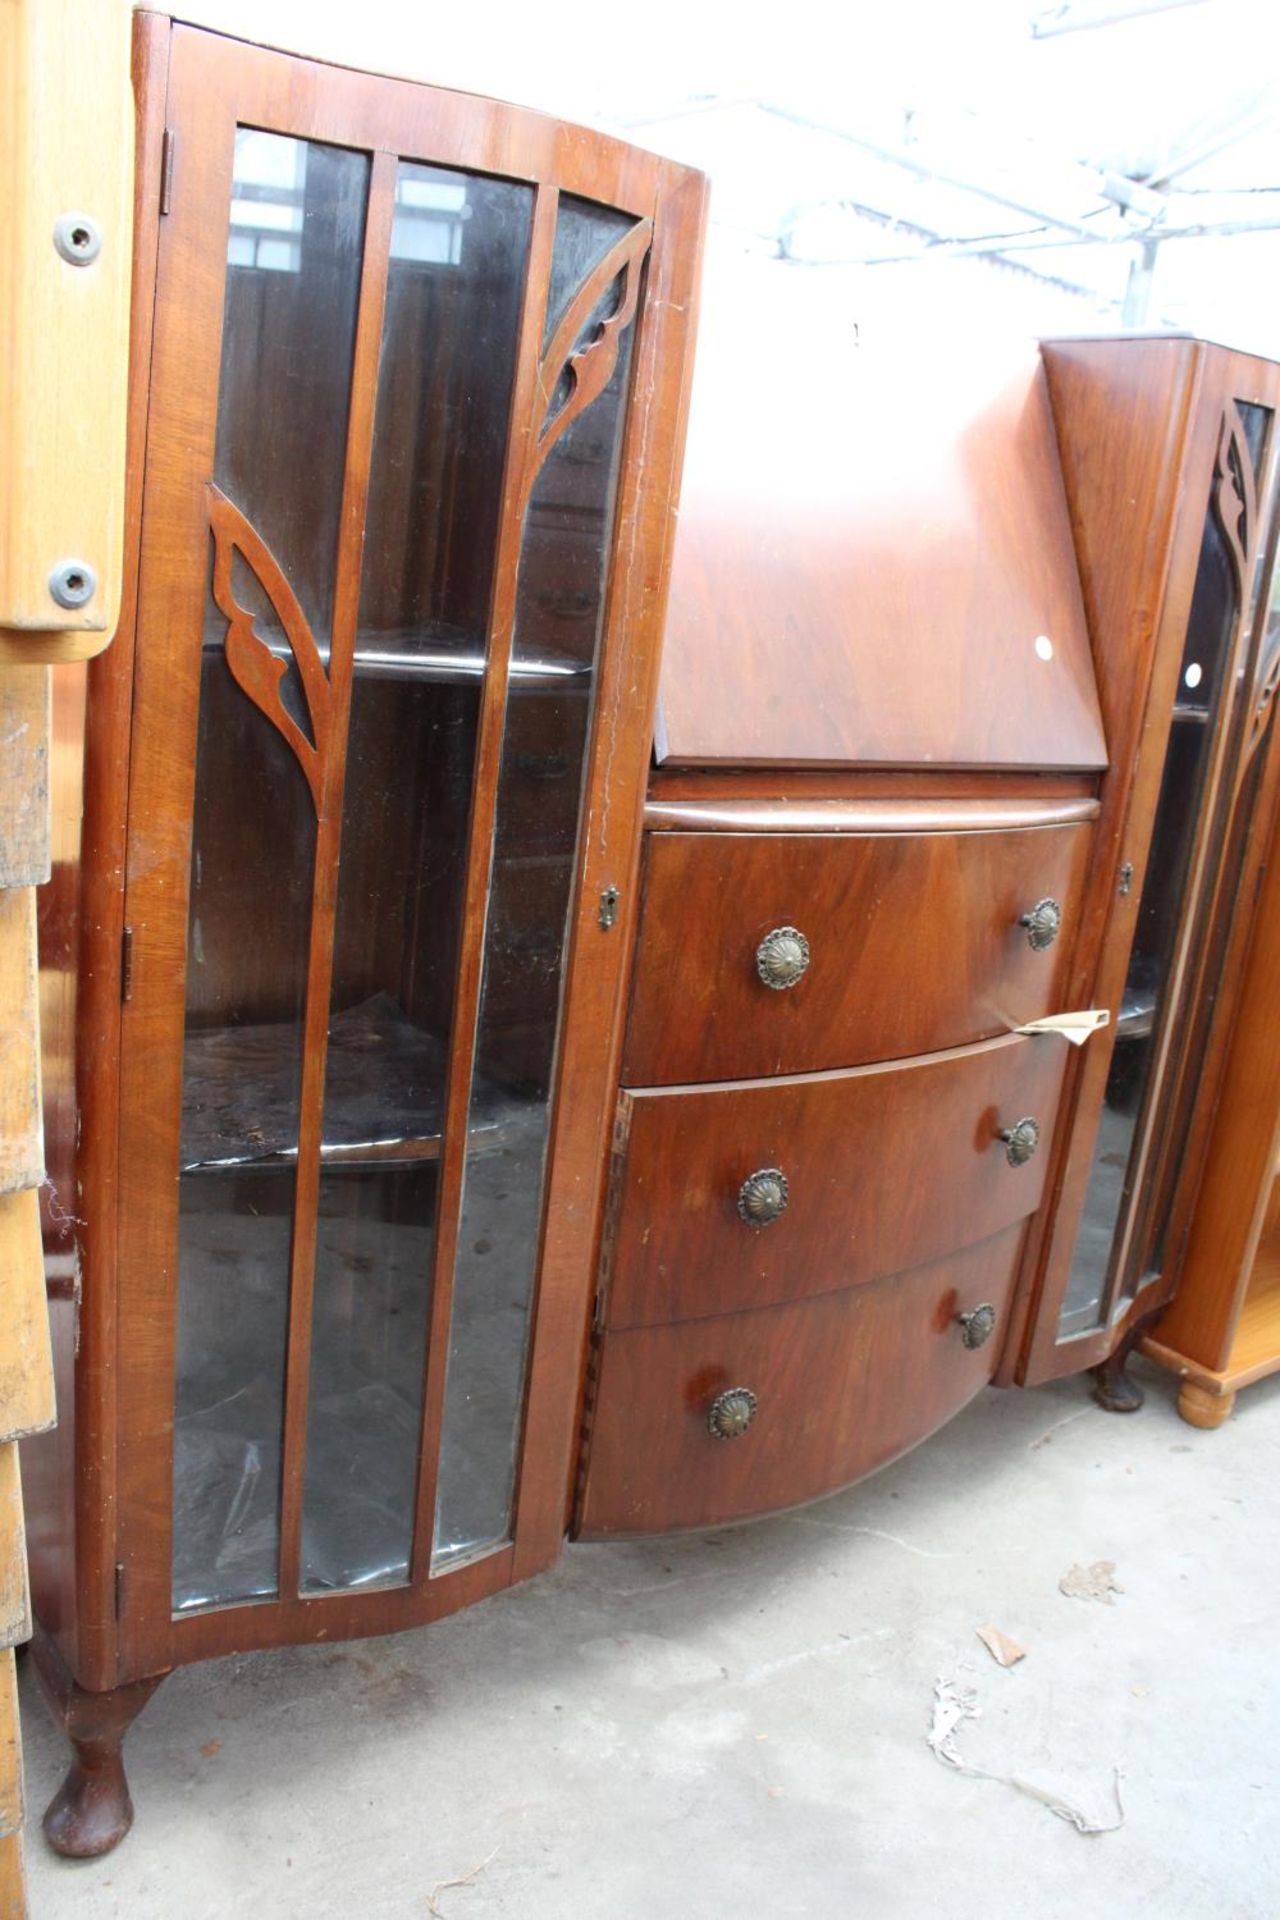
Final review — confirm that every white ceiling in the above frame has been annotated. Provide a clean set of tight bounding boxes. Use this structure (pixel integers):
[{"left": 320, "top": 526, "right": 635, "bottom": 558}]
[{"left": 166, "top": 0, "right": 1280, "bottom": 353}]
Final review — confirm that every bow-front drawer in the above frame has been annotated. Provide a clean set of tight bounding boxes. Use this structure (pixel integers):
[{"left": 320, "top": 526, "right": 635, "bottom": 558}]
[
  {"left": 623, "top": 815, "right": 1093, "bottom": 1084},
  {"left": 576, "top": 1225, "right": 1022, "bottom": 1537},
  {"left": 600, "top": 1031, "right": 1066, "bottom": 1328}
]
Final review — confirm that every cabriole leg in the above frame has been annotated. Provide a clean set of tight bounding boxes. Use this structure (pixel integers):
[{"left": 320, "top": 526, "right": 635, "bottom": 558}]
[
  {"left": 1090, "top": 1343, "right": 1145, "bottom": 1413},
  {"left": 29, "top": 1625, "right": 168, "bottom": 1858}
]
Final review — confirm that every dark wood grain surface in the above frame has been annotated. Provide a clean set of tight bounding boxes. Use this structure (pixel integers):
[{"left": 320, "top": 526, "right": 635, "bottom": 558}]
[
  {"left": 576, "top": 1225, "right": 1024, "bottom": 1536},
  {"left": 623, "top": 820, "right": 1094, "bottom": 1085},
  {"left": 654, "top": 271, "right": 1105, "bottom": 772},
  {"left": 603, "top": 1034, "right": 1066, "bottom": 1328}
]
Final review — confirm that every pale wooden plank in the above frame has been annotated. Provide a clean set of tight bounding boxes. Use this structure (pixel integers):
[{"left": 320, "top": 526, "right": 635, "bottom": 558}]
[
  {"left": 0, "top": 896, "right": 41, "bottom": 1197},
  {"left": 0, "top": 1194, "right": 54, "bottom": 1445},
  {"left": 0, "top": 672, "right": 48, "bottom": 889},
  {"left": 0, "top": 1650, "right": 21, "bottom": 1841},
  {"left": 0, "top": 1828, "right": 26, "bottom": 1920},
  {"left": 0, "top": 0, "right": 134, "bottom": 660},
  {"left": 0, "top": 1453, "right": 30, "bottom": 1653}
]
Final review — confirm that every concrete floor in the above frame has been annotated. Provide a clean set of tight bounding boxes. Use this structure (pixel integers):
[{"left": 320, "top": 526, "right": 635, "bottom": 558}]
[{"left": 20, "top": 1358, "right": 1280, "bottom": 1919}]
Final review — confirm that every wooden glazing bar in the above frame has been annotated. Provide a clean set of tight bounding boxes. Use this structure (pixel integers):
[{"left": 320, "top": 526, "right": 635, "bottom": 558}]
[
  {"left": 511, "top": 161, "right": 710, "bottom": 1577},
  {"left": 407, "top": 183, "right": 560, "bottom": 1586},
  {"left": 276, "top": 150, "right": 396, "bottom": 1600}
]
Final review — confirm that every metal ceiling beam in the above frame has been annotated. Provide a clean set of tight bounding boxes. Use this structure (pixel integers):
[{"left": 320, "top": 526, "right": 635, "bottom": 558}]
[
  {"left": 829, "top": 205, "right": 1280, "bottom": 267},
  {"left": 776, "top": 198, "right": 1125, "bottom": 306},
  {"left": 1031, "top": 0, "right": 1208, "bottom": 37},
  {"left": 756, "top": 102, "right": 1106, "bottom": 242},
  {"left": 1141, "top": 91, "right": 1280, "bottom": 189}
]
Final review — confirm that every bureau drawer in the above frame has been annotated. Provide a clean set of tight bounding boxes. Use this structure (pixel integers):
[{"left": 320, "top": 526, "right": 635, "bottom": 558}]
[
  {"left": 576, "top": 1226, "right": 1022, "bottom": 1536},
  {"left": 623, "top": 823, "right": 1093, "bottom": 1084},
  {"left": 602, "top": 1031, "right": 1065, "bottom": 1328}
]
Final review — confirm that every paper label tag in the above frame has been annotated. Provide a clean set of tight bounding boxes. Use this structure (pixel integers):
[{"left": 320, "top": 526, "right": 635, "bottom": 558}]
[{"left": 1013, "top": 1008, "right": 1111, "bottom": 1047}]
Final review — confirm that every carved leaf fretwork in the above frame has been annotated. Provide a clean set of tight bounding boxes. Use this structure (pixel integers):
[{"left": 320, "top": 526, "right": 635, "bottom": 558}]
[
  {"left": 531, "top": 218, "right": 652, "bottom": 486},
  {"left": 1211, "top": 404, "right": 1257, "bottom": 603},
  {"left": 207, "top": 484, "right": 333, "bottom": 811}
]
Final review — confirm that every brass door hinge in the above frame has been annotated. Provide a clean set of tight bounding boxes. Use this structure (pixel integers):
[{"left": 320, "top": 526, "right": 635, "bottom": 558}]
[{"left": 121, "top": 924, "right": 134, "bottom": 1002}]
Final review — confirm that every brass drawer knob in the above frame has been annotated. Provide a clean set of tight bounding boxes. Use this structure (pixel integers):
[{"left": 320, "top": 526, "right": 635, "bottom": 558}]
[
  {"left": 998, "top": 1116, "right": 1041, "bottom": 1167},
  {"left": 957, "top": 1303, "right": 997, "bottom": 1351},
  {"left": 1019, "top": 897, "right": 1062, "bottom": 951},
  {"left": 737, "top": 1167, "right": 789, "bottom": 1226},
  {"left": 707, "top": 1387, "right": 758, "bottom": 1440},
  {"left": 755, "top": 925, "right": 810, "bottom": 991}
]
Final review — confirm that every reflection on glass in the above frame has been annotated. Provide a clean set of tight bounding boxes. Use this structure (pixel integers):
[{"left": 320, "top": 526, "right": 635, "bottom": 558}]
[
  {"left": 298, "top": 163, "right": 533, "bottom": 1593},
  {"left": 1058, "top": 493, "right": 1241, "bottom": 1339},
  {"left": 1238, "top": 399, "right": 1270, "bottom": 485},
  {"left": 433, "top": 200, "right": 641, "bottom": 1568},
  {"left": 171, "top": 131, "right": 368, "bottom": 1613},
  {"left": 542, "top": 193, "right": 635, "bottom": 347},
  {"left": 1139, "top": 410, "right": 1278, "bottom": 1287}
]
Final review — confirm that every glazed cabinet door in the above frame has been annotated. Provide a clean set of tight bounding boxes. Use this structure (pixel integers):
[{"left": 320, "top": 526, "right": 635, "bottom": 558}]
[
  {"left": 113, "top": 25, "right": 703, "bottom": 1675},
  {"left": 1024, "top": 369, "right": 1280, "bottom": 1383}
]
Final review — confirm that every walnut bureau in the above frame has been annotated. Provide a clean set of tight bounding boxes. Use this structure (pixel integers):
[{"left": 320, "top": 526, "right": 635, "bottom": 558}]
[
  {"left": 574, "top": 313, "right": 1108, "bottom": 1536},
  {"left": 24, "top": 17, "right": 1280, "bottom": 1858}
]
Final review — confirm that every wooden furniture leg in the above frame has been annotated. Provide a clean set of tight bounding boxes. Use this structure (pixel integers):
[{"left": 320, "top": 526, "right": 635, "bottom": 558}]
[
  {"left": 1177, "top": 1380, "right": 1236, "bottom": 1429},
  {"left": 29, "top": 1626, "right": 168, "bottom": 1858},
  {"left": 1091, "top": 1342, "right": 1145, "bottom": 1412}
]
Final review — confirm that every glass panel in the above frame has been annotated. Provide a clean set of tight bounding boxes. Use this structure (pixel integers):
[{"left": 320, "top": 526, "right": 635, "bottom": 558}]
[
  {"left": 299, "top": 164, "right": 533, "bottom": 1593},
  {"left": 433, "top": 202, "right": 642, "bottom": 1568},
  {"left": 1239, "top": 405, "right": 1275, "bottom": 644},
  {"left": 1139, "top": 438, "right": 1280, "bottom": 1286},
  {"left": 172, "top": 132, "right": 368, "bottom": 1614},
  {"left": 542, "top": 194, "right": 635, "bottom": 348},
  {"left": 1238, "top": 399, "right": 1270, "bottom": 483},
  {"left": 1057, "top": 495, "right": 1240, "bottom": 1340}
]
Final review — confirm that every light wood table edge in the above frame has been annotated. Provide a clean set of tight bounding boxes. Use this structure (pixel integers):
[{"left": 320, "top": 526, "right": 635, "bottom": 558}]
[{"left": 1140, "top": 1333, "right": 1280, "bottom": 1426}]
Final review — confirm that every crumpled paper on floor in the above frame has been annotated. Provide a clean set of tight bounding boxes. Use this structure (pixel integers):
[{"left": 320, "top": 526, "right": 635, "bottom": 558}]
[
  {"left": 927, "top": 1676, "right": 1125, "bottom": 1835},
  {"left": 1059, "top": 1560, "right": 1124, "bottom": 1605}
]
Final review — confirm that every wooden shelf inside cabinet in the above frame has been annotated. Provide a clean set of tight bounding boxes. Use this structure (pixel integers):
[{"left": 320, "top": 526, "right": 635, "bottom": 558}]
[
  {"left": 1115, "top": 958, "right": 1160, "bottom": 1039},
  {"left": 202, "top": 621, "right": 593, "bottom": 689},
  {"left": 181, "top": 994, "right": 514, "bottom": 1173}
]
